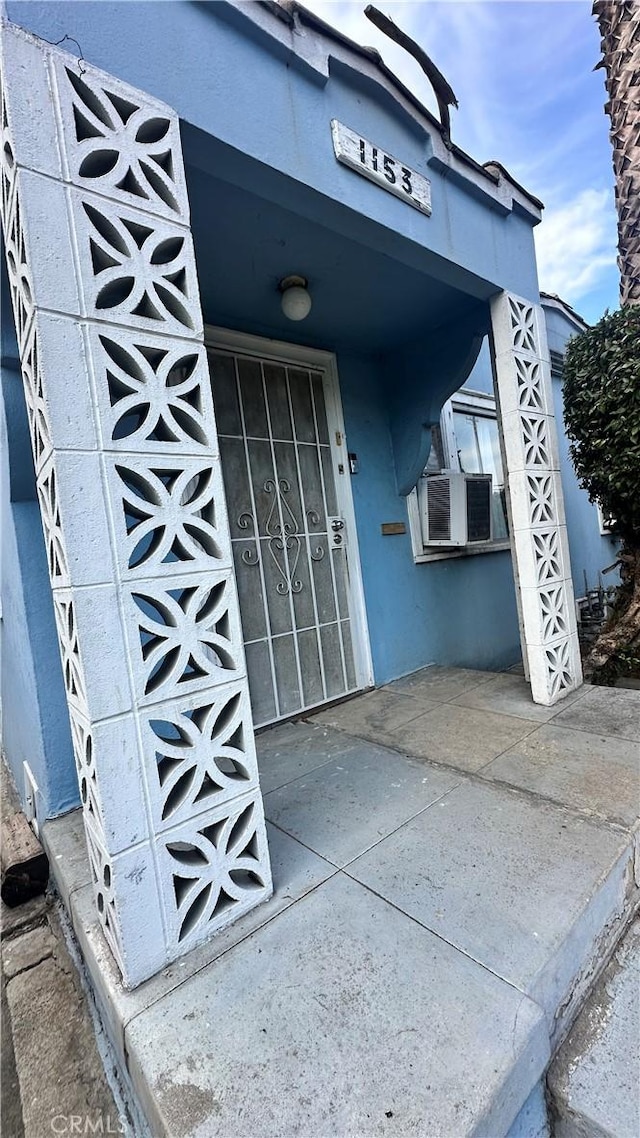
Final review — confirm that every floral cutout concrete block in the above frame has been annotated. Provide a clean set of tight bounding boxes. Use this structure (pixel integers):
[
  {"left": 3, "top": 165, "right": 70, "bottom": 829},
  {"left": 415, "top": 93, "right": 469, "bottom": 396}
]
[
  {"left": 85, "top": 326, "right": 216, "bottom": 455},
  {"left": 105, "top": 454, "right": 232, "bottom": 580},
  {"left": 156, "top": 791, "right": 271, "bottom": 950},
  {"left": 50, "top": 54, "right": 189, "bottom": 220},
  {"left": 140, "top": 681, "right": 261, "bottom": 832}
]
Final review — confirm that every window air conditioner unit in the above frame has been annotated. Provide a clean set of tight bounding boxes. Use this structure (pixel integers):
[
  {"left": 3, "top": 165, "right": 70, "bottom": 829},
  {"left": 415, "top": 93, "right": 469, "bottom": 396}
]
[{"left": 419, "top": 472, "right": 493, "bottom": 547}]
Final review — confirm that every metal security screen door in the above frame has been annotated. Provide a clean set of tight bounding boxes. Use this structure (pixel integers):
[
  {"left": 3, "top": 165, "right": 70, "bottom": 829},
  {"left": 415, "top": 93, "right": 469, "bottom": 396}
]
[{"left": 206, "top": 332, "right": 370, "bottom": 727}]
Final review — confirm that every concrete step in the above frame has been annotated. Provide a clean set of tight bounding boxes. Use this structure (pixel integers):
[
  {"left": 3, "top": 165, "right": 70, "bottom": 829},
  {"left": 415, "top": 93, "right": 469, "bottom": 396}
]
[
  {"left": 547, "top": 917, "right": 640, "bottom": 1138},
  {"left": 43, "top": 782, "right": 639, "bottom": 1138},
  {"left": 38, "top": 678, "right": 640, "bottom": 1138}
]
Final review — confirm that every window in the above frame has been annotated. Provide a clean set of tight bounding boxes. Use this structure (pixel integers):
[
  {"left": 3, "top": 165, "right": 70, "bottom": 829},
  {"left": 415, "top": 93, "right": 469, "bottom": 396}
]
[
  {"left": 407, "top": 389, "right": 510, "bottom": 561},
  {"left": 451, "top": 407, "right": 508, "bottom": 540},
  {"left": 596, "top": 503, "right": 617, "bottom": 536}
]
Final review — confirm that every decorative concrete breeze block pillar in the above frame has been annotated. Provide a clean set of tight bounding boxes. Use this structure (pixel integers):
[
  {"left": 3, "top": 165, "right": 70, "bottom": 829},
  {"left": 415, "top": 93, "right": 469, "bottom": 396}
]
[
  {"left": 491, "top": 291, "right": 582, "bottom": 705},
  {"left": 0, "top": 22, "right": 272, "bottom": 986}
]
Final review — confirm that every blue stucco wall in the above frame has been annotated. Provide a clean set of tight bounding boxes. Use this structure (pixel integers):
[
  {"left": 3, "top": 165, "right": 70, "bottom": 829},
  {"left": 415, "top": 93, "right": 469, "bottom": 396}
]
[
  {"left": 544, "top": 303, "right": 619, "bottom": 597},
  {"left": 0, "top": 0, "right": 537, "bottom": 818},
  {"left": 0, "top": 273, "right": 78, "bottom": 818},
  {"left": 7, "top": 0, "right": 541, "bottom": 303},
  {"left": 338, "top": 351, "right": 520, "bottom": 681}
]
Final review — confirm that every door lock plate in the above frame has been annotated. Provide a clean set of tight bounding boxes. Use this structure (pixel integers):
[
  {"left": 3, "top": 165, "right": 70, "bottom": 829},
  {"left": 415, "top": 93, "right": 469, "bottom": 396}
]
[{"left": 328, "top": 516, "right": 346, "bottom": 546}]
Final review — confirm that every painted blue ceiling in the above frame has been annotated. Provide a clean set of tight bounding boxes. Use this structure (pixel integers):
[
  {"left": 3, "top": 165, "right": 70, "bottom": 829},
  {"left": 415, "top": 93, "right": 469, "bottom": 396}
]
[{"left": 187, "top": 164, "right": 486, "bottom": 354}]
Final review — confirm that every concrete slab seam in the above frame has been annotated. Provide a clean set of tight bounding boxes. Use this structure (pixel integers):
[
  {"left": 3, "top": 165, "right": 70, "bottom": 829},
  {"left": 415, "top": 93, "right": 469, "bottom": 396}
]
[
  {"left": 267, "top": 773, "right": 466, "bottom": 870},
  {"left": 120, "top": 865, "right": 344, "bottom": 1042}
]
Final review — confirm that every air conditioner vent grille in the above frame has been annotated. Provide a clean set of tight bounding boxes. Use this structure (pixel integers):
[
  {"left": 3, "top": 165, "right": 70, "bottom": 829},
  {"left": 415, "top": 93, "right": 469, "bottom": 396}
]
[
  {"left": 466, "top": 478, "right": 492, "bottom": 542},
  {"left": 427, "top": 478, "right": 451, "bottom": 541}
]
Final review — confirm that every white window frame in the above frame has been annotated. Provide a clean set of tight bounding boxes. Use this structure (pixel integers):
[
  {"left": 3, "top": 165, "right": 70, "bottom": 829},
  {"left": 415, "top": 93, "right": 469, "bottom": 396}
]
[
  {"left": 596, "top": 503, "right": 617, "bottom": 536},
  {"left": 407, "top": 387, "right": 512, "bottom": 563}
]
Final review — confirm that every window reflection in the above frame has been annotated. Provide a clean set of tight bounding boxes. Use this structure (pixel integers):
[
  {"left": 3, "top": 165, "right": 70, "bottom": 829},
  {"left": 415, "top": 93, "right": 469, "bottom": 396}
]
[{"left": 452, "top": 411, "right": 508, "bottom": 540}]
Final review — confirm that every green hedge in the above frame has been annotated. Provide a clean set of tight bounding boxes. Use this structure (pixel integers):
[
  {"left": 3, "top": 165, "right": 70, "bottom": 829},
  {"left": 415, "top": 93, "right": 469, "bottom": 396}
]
[{"left": 563, "top": 305, "right": 640, "bottom": 546}]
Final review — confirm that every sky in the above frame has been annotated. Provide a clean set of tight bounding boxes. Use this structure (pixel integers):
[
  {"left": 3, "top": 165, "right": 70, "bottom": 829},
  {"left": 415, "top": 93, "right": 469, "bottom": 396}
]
[{"left": 301, "top": 0, "right": 620, "bottom": 324}]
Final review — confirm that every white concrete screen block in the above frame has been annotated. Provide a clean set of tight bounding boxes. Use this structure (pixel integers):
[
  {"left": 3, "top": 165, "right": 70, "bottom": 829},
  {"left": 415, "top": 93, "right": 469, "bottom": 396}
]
[
  {"left": 2, "top": 166, "right": 35, "bottom": 351},
  {"left": 53, "top": 584, "right": 134, "bottom": 721},
  {"left": 0, "top": 22, "right": 63, "bottom": 182},
  {"left": 138, "top": 680, "right": 261, "bottom": 833},
  {"left": 103, "top": 453, "right": 233, "bottom": 581},
  {"left": 67, "top": 708, "right": 149, "bottom": 853},
  {"left": 121, "top": 571, "right": 247, "bottom": 707},
  {"left": 83, "top": 824, "right": 167, "bottom": 985},
  {"left": 500, "top": 408, "right": 561, "bottom": 476},
  {"left": 39, "top": 451, "right": 117, "bottom": 588},
  {"left": 491, "top": 291, "right": 582, "bottom": 705},
  {"left": 84, "top": 325, "right": 218, "bottom": 457},
  {"left": 49, "top": 52, "right": 190, "bottom": 222},
  {"left": 20, "top": 323, "right": 53, "bottom": 477},
  {"left": 508, "top": 471, "right": 567, "bottom": 534},
  {"left": 153, "top": 789, "right": 272, "bottom": 952},
  {"left": 520, "top": 583, "right": 573, "bottom": 647},
  {"left": 31, "top": 315, "right": 99, "bottom": 456},
  {"left": 0, "top": 20, "right": 272, "bottom": 987},
  {"left": 69, "top": 188, "right": 204, "bottom": 337},
  {"left": 9, "top": 170, "right": 82, "bottom": 317},
  {"left": 491, "top": 350, "right": 554, "bottom": 420},
  {"left": 510, "top": 523, "right": 573, "bottom": 595}
]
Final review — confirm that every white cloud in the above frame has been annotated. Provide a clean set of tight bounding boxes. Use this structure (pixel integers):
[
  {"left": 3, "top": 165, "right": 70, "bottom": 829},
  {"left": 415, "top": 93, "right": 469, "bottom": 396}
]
[
  {"left": 300, "top": 1, "right": 505, "bottom": 151},
  {"left": 300, "top": 3, "right": 605, "bottom": 193},
  {"left": 534, "top": 188, "right": 618, "bottom": 302}
]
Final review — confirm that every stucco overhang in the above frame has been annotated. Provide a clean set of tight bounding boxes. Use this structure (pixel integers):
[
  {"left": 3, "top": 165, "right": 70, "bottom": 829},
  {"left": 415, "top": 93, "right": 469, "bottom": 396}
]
[
  {"left": 218, "top": 0, "right": 544, "bottom": 223},
  {"left": 5, "top": 1, "right": 544, "bottom": 303},
  {"left": 384, "top": 303, "right": 489, "bottom": 495}
]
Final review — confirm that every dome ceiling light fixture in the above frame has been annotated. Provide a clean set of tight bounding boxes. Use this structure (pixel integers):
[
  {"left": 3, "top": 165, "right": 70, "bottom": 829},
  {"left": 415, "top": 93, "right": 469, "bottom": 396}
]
[{"left": 279, "top": 274, "right": 312, "bottom": 321}]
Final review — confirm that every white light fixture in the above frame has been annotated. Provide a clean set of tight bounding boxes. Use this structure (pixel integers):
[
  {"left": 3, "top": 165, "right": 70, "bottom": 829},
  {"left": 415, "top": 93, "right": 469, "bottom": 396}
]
[{"left": 279, "top": 275, "right": 312, "bottom": 321}]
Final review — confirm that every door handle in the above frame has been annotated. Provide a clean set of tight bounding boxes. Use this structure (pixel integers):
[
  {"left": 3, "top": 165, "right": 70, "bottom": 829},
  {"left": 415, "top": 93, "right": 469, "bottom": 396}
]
[{"left": 331, "top": 519, "right": 345, "bottom": 532}]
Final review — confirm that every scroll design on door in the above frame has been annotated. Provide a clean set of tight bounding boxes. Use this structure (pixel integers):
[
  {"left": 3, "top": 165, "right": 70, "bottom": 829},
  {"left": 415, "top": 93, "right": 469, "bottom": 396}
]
[
  {"left": 306, "top": 509, "right": 326, "bottom": 564},
  {"left": 264, "top": 477, "right": 303, "bottom": 595}
]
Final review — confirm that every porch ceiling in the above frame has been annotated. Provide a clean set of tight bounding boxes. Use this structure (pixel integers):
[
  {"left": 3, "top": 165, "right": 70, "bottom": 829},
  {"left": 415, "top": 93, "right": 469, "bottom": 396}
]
[{"left": 187, "top": 165, "right": 484, "bottom": 354}]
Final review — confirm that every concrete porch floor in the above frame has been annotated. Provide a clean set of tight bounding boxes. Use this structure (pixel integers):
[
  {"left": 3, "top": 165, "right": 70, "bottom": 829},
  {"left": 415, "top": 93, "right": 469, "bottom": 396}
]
[{"left": 43, "top": 667, "right": 640, "bottom": 1138}]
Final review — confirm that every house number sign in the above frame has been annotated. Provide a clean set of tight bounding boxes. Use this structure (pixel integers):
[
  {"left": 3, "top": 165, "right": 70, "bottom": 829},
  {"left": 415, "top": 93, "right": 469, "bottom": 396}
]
[{"left": 331, "top": 120, "right": 431, "bottom": 216}]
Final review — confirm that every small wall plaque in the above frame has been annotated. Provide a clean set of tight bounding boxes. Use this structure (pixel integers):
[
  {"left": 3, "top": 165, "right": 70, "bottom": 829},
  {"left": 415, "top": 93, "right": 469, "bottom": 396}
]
[
  {"left": 331, "top": 120, "right": 431, "bottom": 216},
  {"left": 381, "top": 522, "right": 407, "bottom": 536}
]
